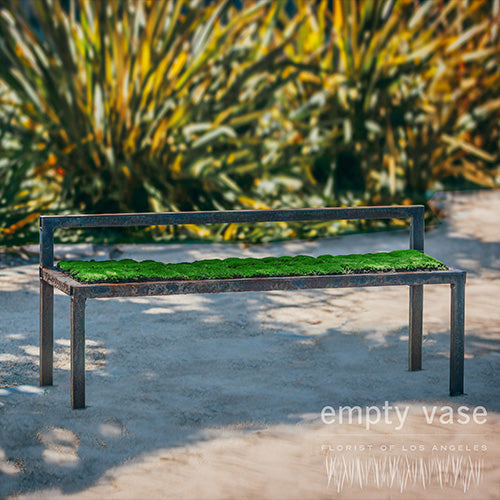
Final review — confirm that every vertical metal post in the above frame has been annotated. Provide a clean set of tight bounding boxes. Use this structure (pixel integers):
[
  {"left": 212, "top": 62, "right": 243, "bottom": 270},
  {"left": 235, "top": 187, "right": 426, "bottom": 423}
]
[
  {"left": 40, "top": 218, "right": 54, "bottom": 386},
  {"left": 409, "top": 285, "right": 423, "bottom": 371},
  {"left": 70, "top": 292, "right": 86, "bottom": 409},
  {"left": 450, "top": 275, "right": 465, "bottom": 396},
  {"left": 40, "top": 281, "right": 54, "bottom": 385},
  {"left": 409, "top": 206, "right": 425, "bottom": 253},
  {"left": 409, "top": 206, "right": 425, "bottom": 371}
]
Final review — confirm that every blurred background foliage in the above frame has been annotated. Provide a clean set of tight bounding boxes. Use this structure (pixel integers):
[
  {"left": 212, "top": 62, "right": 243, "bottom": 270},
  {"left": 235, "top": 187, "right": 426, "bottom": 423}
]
[{"left": 0, "top": 0, "right": 499, "bottom": 245}]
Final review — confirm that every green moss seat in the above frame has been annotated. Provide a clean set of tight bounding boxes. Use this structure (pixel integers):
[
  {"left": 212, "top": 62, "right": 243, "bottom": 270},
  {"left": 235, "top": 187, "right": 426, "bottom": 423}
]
[{"left": 57, "top": 249, "right": 448, "bottom": 284}]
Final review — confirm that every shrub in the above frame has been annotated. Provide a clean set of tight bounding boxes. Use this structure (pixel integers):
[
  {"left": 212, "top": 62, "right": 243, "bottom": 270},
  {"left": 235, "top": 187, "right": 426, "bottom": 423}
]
[
  {"left": 266, "top": 0, "right": 500, "bottom": 206},
  {"left": 0, "top": 0, "right": 302, "bottom": 242},
  {"left": 0, "top": 0, "right": 498, "bottom": 244}
]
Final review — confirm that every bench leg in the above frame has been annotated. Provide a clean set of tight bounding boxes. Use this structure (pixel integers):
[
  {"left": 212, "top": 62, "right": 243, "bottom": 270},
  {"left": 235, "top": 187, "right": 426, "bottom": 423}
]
[
  {"left": 409, "top": 284, "right": 423, "bottom": 371},
  {"left": 40, "top": 280, "right": 54, "bottom": 386},
  {"left": 450, "top": 279, "right": 465, "bottom": 396},
  {"left": 71, "top": 293, "right": 86, "bottom": 409}
]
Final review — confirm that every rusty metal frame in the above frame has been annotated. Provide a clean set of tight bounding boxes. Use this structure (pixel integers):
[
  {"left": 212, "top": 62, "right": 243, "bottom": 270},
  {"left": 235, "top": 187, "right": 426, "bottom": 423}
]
[{"left": 39, "top": 206, "right": 465, "bottom": 409}]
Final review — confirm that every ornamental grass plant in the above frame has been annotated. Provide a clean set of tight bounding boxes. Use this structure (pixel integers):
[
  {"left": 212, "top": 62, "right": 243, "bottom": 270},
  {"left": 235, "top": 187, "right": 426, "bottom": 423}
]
[{"left": 0, "top": 0, "right": 499, "bottom": 244}]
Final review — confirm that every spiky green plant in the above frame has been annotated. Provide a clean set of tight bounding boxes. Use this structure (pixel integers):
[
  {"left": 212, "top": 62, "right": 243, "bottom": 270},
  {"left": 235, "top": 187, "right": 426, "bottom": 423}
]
[
  {"left": 0, "top": 0, "right": 308, "bottom": 242},
  {"left": 0, "top": 0, "right": 499, "bottom": 245},
  {"left": 264, "top": 0, "right": 500, "bottom": 208}
]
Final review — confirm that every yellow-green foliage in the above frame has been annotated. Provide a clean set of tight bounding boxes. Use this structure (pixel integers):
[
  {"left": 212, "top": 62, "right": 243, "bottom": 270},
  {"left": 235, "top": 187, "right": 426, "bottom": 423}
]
[
  {"left": 0, "top": 0, "right": 499, "bottom": 244},
  {"left": 268, "top": 0, "right": 500, "bottom": 205},
  {"left": 0, "top": 0, "right": 300, "bottom": 242}
]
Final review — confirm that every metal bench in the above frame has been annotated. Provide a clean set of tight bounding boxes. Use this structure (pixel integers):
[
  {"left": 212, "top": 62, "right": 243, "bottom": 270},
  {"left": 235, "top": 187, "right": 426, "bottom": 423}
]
[{"left": 39, "top": 206, "right": 466, "bottom": 409}]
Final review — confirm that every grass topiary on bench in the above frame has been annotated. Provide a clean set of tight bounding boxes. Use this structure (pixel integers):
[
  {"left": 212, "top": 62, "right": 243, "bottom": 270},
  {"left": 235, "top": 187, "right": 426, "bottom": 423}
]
[{"left": 57, "top": 250, "right": 448, "bottom": 284}]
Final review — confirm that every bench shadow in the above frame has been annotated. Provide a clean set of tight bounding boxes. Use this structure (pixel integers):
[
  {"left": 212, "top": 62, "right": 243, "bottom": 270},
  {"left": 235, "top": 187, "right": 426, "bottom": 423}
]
[
  {"left": 1, "top": 279, "right": 499, "bottom": 497},
  {"left": 1, "top": 211, "right": 500, "bottom": 496}
]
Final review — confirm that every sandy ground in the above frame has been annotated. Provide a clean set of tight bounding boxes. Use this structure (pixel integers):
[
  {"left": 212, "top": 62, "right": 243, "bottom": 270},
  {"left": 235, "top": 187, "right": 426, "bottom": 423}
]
[{"left": 1, "top": 190, "right": 499, "bottom": 500}]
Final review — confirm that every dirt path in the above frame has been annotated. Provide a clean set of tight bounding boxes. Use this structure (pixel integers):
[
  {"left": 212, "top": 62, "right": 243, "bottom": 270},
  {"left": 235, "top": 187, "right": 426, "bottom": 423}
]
[{"left": 1, "top": 190, "right": 499, "bottom": 499}]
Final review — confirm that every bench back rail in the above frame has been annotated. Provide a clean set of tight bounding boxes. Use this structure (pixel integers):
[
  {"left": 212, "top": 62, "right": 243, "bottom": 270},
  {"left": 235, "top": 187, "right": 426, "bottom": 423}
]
[{"left": 40, "top": 206, "right": 424, "bottom": 268}]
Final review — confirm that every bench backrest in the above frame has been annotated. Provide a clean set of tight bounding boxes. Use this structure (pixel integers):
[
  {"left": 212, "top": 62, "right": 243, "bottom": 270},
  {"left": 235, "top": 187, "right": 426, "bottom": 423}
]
[{"left": 39, "top": 206, "right": 424, "bottom": 268}]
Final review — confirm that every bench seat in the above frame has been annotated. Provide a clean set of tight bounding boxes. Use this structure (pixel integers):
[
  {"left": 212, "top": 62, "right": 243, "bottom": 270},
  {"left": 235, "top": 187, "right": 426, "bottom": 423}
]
[{"left": 56, "top": 249, "right": 448, "bottom": 284}]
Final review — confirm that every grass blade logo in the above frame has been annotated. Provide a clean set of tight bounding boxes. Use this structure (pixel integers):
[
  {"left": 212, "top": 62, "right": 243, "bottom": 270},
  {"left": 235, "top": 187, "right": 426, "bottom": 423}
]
[{"left": 322, "top": 451, "right": 484, "bottom": 493}]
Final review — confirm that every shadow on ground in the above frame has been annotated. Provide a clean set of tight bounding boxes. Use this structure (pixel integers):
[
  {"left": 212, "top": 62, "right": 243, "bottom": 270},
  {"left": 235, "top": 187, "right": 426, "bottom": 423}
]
[{"left": 1, "top": 193, "right": 500, "bottom": 497}]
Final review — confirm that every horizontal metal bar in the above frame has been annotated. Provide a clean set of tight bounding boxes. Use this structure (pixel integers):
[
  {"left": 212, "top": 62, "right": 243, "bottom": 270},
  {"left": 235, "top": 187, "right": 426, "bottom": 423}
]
[
  {"left": 40, "top": 206, "right": 423, "bottom": 229},
  {"left": 42, "top": 267, "right": 465, "bottom": 299}
]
